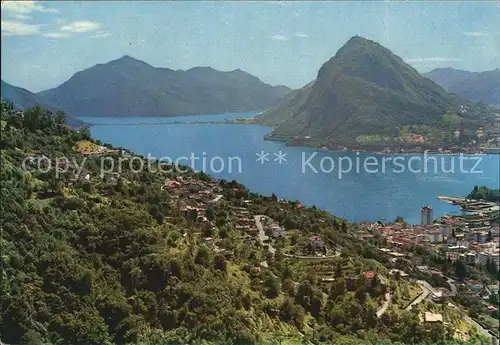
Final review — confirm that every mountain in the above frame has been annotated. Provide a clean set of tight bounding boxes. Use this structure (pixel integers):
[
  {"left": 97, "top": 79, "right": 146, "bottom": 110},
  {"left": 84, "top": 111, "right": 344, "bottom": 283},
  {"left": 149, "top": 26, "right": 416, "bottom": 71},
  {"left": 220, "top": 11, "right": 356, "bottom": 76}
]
[
  {"left": 256, "top": 36, "right": 492, "bottom": 150},
  {"left": 37, "top": 56, "right": 291, "bottom": 117},
  {"left": 1, "top": 80, "right": 84, "bottom": 128},
  {"left": 424, "top": 68, "right": 500, "bottom": 106}
]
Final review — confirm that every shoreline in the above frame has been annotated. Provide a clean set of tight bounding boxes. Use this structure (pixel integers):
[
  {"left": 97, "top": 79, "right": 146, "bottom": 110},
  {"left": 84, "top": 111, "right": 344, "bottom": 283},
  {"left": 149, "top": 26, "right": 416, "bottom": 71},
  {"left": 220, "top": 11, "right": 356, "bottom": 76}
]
[
  {"left": 437, "top": 196, "right": 465, "bottom": 204},
  {"left": 85, "top": 116, "right": 500, "bottom": 156},
  {"left": 269, "top": 138, "right": 498, "bottom": 156}
]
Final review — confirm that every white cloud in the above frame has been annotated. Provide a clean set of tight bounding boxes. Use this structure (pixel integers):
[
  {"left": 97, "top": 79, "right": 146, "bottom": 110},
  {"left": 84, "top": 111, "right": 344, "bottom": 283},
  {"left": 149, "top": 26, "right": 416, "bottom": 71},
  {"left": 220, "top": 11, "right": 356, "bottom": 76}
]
[
  {"left": 1, "top": 1, "right": 58, "bottom": 14},
  {"left": 10, "top": 13, "right": 32, "bottom": 21},
  {"left": 61, "top": 21, "right": 100, "bottom": 33},
  {"left": 405, "top": 57, "right": 462, "bottom": 63},
  {"left": 270, "top": 34, "right": 288, "bottom": 41},
  {"left": 43, "top": 32, "right": 70, "bottom": 38},
  {"left": 89, "top": 32, "right": 112, "bottom": 39},
  {"left": 1, "top": 20, "right": 41, "bottom": 36},
  {"left": 463, "top": 31, "right": 488, "bottom": 37},
  {"left": 294, "top": 32, "right": 308, "bottom": 38}
]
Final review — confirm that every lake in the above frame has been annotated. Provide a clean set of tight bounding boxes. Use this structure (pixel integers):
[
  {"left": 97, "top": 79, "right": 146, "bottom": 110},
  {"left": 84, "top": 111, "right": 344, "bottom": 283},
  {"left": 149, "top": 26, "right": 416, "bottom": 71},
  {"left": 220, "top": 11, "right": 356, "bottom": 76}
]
[{"left": 84, "top": 112, "right": 500, "bottom": 224}]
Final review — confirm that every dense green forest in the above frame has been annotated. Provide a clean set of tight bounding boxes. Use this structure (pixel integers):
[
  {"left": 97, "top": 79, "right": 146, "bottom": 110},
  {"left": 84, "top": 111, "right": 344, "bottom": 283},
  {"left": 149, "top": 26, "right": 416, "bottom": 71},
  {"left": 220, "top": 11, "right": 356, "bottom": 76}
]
[
  {"left": 0, "top": 101, "right": 493, "bottom": 345},
  {"left": 468, "top": 186, "right": 500, "bottom": 203}
]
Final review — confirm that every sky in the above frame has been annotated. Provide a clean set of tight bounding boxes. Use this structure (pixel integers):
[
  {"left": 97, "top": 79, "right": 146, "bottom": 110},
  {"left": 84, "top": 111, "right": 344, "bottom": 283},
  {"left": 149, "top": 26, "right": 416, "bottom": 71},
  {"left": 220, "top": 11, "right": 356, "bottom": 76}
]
[{"left": 1, "top": 1, "right": 499, "bottom": 92}]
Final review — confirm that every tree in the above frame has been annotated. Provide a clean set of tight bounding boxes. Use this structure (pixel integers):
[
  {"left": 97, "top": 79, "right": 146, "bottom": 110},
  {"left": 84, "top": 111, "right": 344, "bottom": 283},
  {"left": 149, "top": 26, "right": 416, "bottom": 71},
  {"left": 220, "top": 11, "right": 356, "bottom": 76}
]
[
  {"left": 195, "top": 245, "right": 212, "bottom": 267},
  {"left": 21, "top": 330, "right": 44, "bottom": 345},
  {"left": 455, "top": 260, "right": 468, "bottom": 281},
  {"left": 79, "top": 125, "right": 92, "bottom": 140},
  {"left": 355, "top": 289, "right": 367, "bottom": 305},
  {"left": 271, "top": 193, "right": 278, "bottom": 202},
  {"left": 296, "top": 281, "right": 313, "bottom": 310},
  {"left": 55, "top": 110, "right": 66, "bottom": 126},
  {"left": 214, "top": 255, "right": 227, "bottom": 274},
  {"left": 264, "top": 274, "right": 281, "bottom": 298},
  {"left": 205, "top": 206, "right": 215, "bottom": 221},
  {"left": 219, "top": 225, "right": 231, "bottom": 238},
  {"left": 280, "top": 298, "right": 305, "bottom": 329},
  {"left": 394, "top": 216, "right": 405, "bottom": 223},
  {"left": 334, "top": 263, "right": 342, "bottom": 278},
  {"left": 329, "top": 277, "right": 346, "bottom": 299}
]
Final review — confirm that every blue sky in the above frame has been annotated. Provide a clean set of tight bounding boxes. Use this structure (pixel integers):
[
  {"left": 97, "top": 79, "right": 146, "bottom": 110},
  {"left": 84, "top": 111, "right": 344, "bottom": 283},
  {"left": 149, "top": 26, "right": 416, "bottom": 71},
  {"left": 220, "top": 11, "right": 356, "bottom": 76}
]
[{"left": 1, "top": 1, "right": 499, "bottom": 92}]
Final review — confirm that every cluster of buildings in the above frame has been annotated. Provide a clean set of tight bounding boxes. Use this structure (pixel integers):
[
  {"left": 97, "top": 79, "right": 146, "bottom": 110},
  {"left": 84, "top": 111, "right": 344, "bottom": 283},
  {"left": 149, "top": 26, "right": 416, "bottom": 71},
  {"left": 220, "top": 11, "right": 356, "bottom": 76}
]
[
  {"left": 233, "top": 206, "right": 258, "bottom": 235},
  {"left": 163, "top": 176, "right": 225, "bottom": 223},
  {"left": 161, "top": 177, "right": 332, "bottom": 260},
  {"left": 361, "top": 205, "right": 500, "bottom": 271}
]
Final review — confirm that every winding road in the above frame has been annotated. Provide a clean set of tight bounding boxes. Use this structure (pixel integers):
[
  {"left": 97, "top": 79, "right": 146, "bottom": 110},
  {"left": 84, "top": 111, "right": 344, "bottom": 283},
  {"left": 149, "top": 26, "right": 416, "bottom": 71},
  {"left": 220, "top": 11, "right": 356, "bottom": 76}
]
[
  {"left": 377, "top": 292, "right": 392, "bottom": 318},
  {"left": 405, "top": 281, "right": 430, "bottom": 311},
  {"left": 442, "top": 275, "right": 458, "bottom": 296},
  {"left": 254, "top": 215, "right": 276, "bottom": 255}
]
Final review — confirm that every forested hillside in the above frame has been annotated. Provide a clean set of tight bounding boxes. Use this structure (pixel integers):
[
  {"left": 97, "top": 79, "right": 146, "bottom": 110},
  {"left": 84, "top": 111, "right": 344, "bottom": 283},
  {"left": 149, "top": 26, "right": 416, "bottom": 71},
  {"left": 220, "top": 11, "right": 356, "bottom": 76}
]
[
  {"left": 0, "top": 101, "right": 491, "bottom": 345},
  {"left": 1, "top": 80, "right": 84, "bottom": 128}
]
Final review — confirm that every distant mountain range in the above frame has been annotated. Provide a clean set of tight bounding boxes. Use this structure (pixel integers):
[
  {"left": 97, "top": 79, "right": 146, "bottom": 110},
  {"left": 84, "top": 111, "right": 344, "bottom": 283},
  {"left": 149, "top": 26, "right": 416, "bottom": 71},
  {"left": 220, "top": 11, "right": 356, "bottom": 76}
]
[
  {"left": 256, "top": 36, "right": 495, "bottom": 150},
  {"left": 1, "top": 80, "right": 84, "bottom": 128},
  {"left": 424, "top": 68, "right": 500, "bottom": 106},
  {"left": 36, "top": 56, "right": 290, "bottom": 117}
]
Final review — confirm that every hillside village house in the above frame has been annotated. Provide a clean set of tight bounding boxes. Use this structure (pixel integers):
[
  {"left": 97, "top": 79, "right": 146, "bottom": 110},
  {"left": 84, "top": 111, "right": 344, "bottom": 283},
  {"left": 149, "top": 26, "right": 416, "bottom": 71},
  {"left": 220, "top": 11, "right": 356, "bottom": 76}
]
[
  {"left": 271, "top": 227, "right": 285, "bottom": 238},
  {"left": 309, "top": 236, "right": 325, "bottom": 252},
  {"left": 465, "top": 279, "right": 483, "bottom": 291},
  {"left": 423, "top": 312, "right": 443, "bottom": 323}
]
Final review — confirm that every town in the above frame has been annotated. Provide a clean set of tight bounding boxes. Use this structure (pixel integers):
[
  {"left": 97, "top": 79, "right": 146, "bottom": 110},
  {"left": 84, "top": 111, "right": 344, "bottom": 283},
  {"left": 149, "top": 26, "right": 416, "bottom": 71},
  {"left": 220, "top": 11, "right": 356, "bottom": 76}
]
[{"left": 358, "top": 201, "right": 500, "bottom": 341}]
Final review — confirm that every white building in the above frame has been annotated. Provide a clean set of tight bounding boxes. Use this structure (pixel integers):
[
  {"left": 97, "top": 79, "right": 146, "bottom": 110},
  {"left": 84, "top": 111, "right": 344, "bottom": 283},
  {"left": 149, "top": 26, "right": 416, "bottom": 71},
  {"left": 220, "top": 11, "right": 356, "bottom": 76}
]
[
  {"left": 447, "top": 245, "right": 468, "bottom": 252},
  {"left": 428, "top": 231, "right": 443, "bottom": 243},
  {"left": 478, "top": 250, "right": 500, "bottom": 267},
  {"left": 438, "top": 224, "right": 452, "bottom": 237},
  {"left": 460, "top": 252, "right": 476, "bottom": 265}
]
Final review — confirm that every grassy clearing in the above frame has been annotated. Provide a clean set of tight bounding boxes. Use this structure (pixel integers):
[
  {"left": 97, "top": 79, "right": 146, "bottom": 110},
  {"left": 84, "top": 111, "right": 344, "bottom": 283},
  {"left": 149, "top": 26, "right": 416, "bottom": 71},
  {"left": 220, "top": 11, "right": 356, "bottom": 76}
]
[{"left": 73, "top": 140, "right": 102, "bottom": 153}]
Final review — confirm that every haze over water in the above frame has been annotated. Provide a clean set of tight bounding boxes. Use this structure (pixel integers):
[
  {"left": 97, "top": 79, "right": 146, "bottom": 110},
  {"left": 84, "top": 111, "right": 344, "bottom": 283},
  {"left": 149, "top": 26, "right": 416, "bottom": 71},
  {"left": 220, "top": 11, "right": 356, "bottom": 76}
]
[{"left": 85, "top": 112, "right": 500, "bottom": 224}]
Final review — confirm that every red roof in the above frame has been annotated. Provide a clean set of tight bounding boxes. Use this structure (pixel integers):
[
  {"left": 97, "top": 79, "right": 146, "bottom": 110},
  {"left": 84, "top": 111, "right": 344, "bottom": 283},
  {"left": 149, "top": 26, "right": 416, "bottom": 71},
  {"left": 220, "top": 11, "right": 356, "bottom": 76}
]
[
  {"left": 467, "top": 279, "right": 479, "bottom": 285},
  {"left": 442, "top": 218, "right": 462, "bottom": 225},
  {"left": 167, "top": 181, "right": 181, "bottom": 188},
  {"left": 363, "top": 271, "right": 376, "bottom": 279}
]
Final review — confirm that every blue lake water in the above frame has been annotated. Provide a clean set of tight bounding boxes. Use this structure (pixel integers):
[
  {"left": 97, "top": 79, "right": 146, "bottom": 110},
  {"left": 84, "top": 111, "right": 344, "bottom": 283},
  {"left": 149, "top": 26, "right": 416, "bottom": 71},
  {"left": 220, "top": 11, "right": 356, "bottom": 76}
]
[{"left": 84, "top": 112, "right": 500, "bottom": 224}]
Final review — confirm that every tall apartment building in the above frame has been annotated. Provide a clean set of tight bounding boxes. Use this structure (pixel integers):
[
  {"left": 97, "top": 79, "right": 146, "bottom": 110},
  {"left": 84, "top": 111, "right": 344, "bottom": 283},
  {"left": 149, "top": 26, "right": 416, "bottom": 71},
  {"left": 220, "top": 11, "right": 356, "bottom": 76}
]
[{"left": 421, "top": 206, "right": 433, "bottom": 225}]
